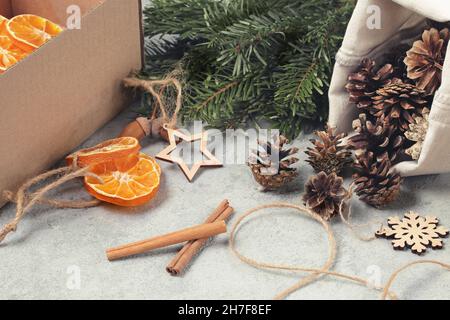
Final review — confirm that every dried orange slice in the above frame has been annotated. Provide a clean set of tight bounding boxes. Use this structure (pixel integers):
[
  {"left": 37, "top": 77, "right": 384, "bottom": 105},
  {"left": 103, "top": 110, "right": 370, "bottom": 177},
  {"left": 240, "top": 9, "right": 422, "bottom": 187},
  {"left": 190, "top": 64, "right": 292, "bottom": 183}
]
[
  {"left": 0, "top": 15, "right": 8, "bottom": 36},
  {"left": 66, "top": 137, "right": 141, "bottom": 168},
  {"left": 6, "top": 14, "right": 63, "bottom": 53},
  {"left": 85, "top": 153, "right": 161, "bottom": 207},
  {"left": 0, "top": 36, "right": 27, "bottom": 73}
]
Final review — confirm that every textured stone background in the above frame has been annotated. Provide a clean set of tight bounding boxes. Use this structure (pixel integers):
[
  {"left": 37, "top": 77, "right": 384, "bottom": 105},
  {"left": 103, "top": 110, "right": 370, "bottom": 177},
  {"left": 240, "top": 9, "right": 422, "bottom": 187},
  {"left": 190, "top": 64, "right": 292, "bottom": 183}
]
[{"left": 0, "top": 0, "right": 449, "bottom": 300}]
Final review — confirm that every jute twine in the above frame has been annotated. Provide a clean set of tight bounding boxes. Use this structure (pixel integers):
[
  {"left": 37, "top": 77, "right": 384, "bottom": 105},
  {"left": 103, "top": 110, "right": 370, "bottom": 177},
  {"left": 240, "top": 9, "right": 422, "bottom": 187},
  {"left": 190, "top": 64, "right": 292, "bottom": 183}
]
[
  {"left": 0, "top": 156, "right": 102, "bottom": 244},
  {"left": 1, "top": 76, "right": 184, "bottom": 244},
  {"left": 229, "top": 200, "right": 450, "bottom": 300},
  {"left": 123, "top": 77, "right": 183, "bottom": 130}
]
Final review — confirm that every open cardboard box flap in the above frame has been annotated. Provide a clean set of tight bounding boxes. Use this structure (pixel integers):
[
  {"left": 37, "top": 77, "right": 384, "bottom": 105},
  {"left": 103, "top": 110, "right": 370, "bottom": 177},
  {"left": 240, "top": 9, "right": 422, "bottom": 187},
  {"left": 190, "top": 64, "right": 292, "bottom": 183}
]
[{"left": 0, "top": 0, "right": 143, "bottom": 207}]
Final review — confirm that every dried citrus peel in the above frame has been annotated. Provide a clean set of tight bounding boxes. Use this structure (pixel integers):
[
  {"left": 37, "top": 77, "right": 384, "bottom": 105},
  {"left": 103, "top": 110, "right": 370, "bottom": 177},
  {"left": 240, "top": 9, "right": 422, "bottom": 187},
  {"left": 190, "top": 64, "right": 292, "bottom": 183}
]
[
  {"left": 85, "top": 153, "right": 161, "bottom": 207},
  {"left": 6, "top": 14, "right": 63, "bottom": 52},
  {"left": 66, "top": 137, "right": 141, "bottom": 168}
]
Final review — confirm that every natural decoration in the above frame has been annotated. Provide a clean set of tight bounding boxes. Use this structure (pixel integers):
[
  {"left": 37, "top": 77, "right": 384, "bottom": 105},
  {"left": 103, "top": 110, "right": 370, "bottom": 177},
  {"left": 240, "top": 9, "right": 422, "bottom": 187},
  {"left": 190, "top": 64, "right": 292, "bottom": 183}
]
[
  {"left": 376, "top": 211, "right": 449, "bottom": 255},
  {"left": 353, "top": 152, "right": 402, "bottom": 208},
  {"left": 349, "top": 113, "right": 404, "bottom": 163},
  {"left": 167, "top": 200, "right": 234, "bottom": 275},
  {"left": 122, "top": 77, "right": 184, "bottom": 142},
  {"left": 123, "top": 76, "right": 221, "bottom": 182},
  {"left": 85, "top": 153, "right": 161, "bottom": 207},
  {"left": 305, "top": 126, "right": 352, "bottom": 175},
  {"left": 361, "top": 79, "right": 429, "bottom": 132},
  {"left": 345, "top": 58, "right": 395, "bottom": 106},
  {"left": 345, "top": 25, "right": 450, "bottom": 208},
  {"left": 66, "top": 137, "right": 141, "bottom": 168},
  {"left": 0, "top": 14, "right": 62, "bottom": 74},
  {"left": 230, "top": 202, "right": 450, "bottom": 300},
  {"left": 107, "top": 220, "right": 227, "bottom": 261},
  {"left": 156, "top": 126, "right": 223, "bottom": 182},
  {"left": 404, "top": 28, "right": 449, "bottom": 95},
  {"left": 0, "top": 136, "right": 163, "bottom": 244},
  {"left": 303, "top": 171, "right": 348, "bottom": 221},
  {"left": 345, "top": 25, "right": 450, "bottom": 209},
  {"left": 248, "top": 135, "right": 299, "bottom": 190},
  {"left": 67, "top": 137, "right": 162, "bottom": 207},
  {"left": 142, "top": 0, "right": 355, "bottom": 139},
  {"left": 405, "top": 108, "right": 430, "bottom": 160}
]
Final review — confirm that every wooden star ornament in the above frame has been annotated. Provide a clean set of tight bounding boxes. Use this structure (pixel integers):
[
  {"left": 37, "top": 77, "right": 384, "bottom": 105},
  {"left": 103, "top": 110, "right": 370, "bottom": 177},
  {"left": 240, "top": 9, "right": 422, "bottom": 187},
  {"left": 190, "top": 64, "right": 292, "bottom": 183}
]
[
  {"left": 376, "top": 211, "right": 449, "bottom": 255},
  {"left": 156, "top": 127, "right": 222, "bottom": 182}
]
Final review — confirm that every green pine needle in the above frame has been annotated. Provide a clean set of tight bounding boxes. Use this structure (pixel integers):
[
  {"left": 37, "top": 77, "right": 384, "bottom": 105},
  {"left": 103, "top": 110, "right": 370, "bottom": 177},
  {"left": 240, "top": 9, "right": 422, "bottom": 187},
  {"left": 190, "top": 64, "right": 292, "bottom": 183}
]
[{"left": 141, "top": 0, "right": 355, "bottom": 139}]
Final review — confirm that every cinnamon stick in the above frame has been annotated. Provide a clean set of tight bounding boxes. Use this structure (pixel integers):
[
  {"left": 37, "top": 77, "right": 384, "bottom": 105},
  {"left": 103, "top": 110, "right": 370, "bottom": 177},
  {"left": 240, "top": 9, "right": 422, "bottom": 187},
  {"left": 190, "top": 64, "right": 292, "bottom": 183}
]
[
  {"left": 106, "top": 221, "right": 227, "bottom": 261},
  {"left": 166, "top": 200, "right": 234, "bottom": 275}
]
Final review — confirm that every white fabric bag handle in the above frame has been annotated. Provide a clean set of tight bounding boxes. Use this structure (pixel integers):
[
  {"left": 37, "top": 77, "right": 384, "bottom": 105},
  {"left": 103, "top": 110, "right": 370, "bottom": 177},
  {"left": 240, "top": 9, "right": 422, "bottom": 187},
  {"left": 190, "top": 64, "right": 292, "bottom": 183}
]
[{"left": 328, "top": 0, "right": 450, "bottom": 176}]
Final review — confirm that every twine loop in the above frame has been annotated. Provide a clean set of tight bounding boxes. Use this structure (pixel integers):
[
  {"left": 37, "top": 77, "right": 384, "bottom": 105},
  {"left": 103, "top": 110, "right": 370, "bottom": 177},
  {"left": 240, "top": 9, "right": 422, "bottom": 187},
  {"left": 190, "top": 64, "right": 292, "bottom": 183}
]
[
  {"left": 230, "top": 202, "right": 450, "bottom": 300},
  {"left": 0, "top": 155, "right": 101, "bottom": 245},
  {"left": 123, "top": 77, "right": 183, "bottom": 130}
]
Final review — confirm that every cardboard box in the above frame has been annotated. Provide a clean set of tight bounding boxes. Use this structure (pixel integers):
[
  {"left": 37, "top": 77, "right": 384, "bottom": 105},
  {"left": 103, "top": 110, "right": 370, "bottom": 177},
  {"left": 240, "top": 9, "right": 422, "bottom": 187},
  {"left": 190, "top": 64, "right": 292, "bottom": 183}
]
[
  {"left": 0, "top": 0, "right": 143, "bottom": 207},
  {"left": 0, "top": 0, "right": 12, "bottom": 17}
]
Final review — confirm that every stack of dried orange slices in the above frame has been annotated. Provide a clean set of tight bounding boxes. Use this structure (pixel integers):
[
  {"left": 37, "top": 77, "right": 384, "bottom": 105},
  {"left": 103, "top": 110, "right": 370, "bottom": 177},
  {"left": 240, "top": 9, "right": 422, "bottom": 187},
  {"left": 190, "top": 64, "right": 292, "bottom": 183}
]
[
  {"left": 0, "top": 14, "right": 63, "bottom": 74},
  {"left": 67, "top": 137, "right": 162, "bottom": 207}
]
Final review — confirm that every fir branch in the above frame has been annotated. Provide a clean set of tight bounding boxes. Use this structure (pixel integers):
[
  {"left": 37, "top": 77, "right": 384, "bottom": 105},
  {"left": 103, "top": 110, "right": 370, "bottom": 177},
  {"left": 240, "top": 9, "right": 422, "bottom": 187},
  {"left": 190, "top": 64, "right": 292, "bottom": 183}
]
[{"left": 142, "top": 0, "right": 355, "bottom": 139}]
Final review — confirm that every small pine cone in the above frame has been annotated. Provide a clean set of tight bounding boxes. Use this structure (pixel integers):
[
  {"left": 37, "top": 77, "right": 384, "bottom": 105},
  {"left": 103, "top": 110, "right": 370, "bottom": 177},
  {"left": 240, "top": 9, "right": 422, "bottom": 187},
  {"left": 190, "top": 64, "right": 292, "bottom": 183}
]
[
  {"left": 353, "top": 152, "right": 403, "bottom": 208},
  {"left": 349, "top": 113, "right": 404, "bottom": 163},
  {"left": 303, "top": 172, "right": 349, "bottom": 221},
  {"left": 305, "top": 126, "right": 353, "bottom": 175},
  {"left": 346, "top": 58, "right": 395, "bottom": 106},
  {"left": 360, "top": 79, "right": 430, "bottom": 132},
  {"left": 405, "top": 108, "right": 430, "bottom": 160},
  {"left": 248, "top": 135, "right": 299, "bottom": 190},
  {"left": 404, "top": 28, "right": 449, "bottom": 94}
]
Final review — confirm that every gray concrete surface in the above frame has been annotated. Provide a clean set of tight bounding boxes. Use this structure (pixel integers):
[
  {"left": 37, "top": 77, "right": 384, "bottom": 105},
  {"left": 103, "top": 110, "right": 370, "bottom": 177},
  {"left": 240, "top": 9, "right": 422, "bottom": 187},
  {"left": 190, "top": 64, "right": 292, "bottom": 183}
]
[{"left": 1, "top": 106, "right": 449, "bottom": 300}]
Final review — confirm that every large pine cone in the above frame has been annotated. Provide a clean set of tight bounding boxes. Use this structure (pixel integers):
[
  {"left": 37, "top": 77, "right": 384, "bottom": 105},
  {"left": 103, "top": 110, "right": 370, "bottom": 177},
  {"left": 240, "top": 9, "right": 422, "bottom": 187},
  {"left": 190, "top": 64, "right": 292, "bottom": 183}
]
[
  {"left": 359, "top": 79, "right": 429, "bottom": 132},
  {"left": 404, "top": 28, "right": 449, "bottom": 94},
  {"left": 349, "top": 113, "right": 404, "bottom": 163},
  {"left": 303, "top": 172, "right": 348, "bottom": 221},
  {"left": 353, "top": 152, "right": 403, "bottom": 208},
  {"left": 346, "top": 58, "right": 395, "bottom": 106},
  {"left": 305, "top": 126, "right": 353, "bottom": 175},
  {"left": 248, "top": 135, "right": 299, "bottom": 190}
]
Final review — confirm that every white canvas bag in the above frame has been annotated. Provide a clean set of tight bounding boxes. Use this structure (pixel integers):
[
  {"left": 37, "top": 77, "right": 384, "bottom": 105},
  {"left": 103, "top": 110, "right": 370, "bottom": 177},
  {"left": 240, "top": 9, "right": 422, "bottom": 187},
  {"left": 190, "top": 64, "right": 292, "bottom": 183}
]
[{"left": 329, "top": 0, "right": 450, "bottom": 176}]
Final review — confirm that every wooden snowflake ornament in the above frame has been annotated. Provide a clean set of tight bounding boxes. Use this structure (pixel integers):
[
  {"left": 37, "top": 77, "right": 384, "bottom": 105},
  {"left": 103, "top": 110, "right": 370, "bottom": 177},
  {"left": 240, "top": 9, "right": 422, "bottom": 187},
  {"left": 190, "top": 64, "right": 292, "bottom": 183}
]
[{"left": 376, "top": 211, "right": 449, "bottom": 255}]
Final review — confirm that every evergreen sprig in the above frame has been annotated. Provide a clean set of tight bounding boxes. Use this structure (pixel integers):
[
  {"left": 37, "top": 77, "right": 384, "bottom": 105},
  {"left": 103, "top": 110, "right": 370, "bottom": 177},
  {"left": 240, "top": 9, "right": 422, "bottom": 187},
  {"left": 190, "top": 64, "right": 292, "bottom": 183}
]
[{"left": 142, "top": 0, "right": 354, "bottom": 138}]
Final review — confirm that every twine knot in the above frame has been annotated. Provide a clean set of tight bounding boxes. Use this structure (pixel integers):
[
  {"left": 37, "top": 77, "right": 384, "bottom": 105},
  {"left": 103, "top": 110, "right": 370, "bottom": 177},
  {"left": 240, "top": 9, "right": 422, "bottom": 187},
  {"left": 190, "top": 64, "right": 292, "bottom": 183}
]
[{"left": 123, "top": 77, "right": 183, "bottom": 130}]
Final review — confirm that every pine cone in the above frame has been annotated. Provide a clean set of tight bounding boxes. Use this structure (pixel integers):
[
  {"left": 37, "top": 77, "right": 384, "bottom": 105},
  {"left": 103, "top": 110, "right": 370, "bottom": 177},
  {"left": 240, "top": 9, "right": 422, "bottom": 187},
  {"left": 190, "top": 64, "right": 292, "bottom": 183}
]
[
  {"left": 305, "top": 126, "right": 353, "bottom": 175},
  {"left": 346, "top": 58, "right": 395, "bottom": 106},
  {"left": 360, "top": 79, "right": 429, "bottom": 132},
  {"left": 353, "top": 152, "right": 403, "bottom": 208},
  {"left": 404, "top": 28, "right": 449, "bottom": 94},
  {"left": 248, "top": 135, "right": 299, "bottom": 190},
  {"left": 303, "top": 172, "right": 348, "bottom": 221},
  {"left": 405, "top": 108, "right": 430, "bottom": 160},
  {"left": 349, "top": 113, "right": 404, "bottom": 163}
]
